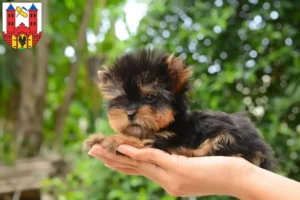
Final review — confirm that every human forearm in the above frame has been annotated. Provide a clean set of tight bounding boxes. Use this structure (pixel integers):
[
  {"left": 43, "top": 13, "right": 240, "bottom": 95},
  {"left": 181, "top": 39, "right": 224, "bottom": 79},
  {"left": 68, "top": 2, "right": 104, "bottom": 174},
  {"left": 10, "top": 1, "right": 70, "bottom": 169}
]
[{"left": 234, "top": 163, "right": 300, "bottom": 200}]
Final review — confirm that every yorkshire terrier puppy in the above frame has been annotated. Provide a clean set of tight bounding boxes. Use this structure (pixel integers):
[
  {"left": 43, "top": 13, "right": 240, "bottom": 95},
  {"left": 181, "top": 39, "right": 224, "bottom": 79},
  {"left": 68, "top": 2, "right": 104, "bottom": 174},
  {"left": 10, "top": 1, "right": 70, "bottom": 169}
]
[{"left": 83, "top": 49, "right": 275, "bottom": 170}]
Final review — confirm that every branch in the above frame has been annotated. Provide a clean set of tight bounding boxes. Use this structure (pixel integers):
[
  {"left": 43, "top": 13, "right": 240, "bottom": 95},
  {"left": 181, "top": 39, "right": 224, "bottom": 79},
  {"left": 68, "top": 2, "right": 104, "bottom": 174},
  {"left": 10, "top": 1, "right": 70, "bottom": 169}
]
[
  {"left": 0, "top": 157, "right": 66, "bottom": 194},
  {"left": 33, "top": 0, "right": 51, "bottom": 153},
  {"left": 35, "top": 0, "right": 50, "bottom": 97},
  {"left": 54, "top": 0, "right": 96, "bottom": 152}
]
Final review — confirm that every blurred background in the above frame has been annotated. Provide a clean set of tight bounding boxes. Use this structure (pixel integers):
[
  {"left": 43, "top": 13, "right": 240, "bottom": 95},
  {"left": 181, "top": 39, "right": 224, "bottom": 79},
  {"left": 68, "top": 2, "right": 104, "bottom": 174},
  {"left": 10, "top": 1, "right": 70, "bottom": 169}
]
[{"left": 0, "top": 0, "right": 299, "bottom": 199}]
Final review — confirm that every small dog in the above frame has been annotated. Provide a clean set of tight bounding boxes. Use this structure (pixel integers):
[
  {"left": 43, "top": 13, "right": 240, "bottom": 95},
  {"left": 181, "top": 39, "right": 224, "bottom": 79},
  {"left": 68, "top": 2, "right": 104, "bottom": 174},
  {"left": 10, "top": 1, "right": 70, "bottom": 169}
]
[{"left": 83, "top": 49, "right": 275, "bottom": 170}]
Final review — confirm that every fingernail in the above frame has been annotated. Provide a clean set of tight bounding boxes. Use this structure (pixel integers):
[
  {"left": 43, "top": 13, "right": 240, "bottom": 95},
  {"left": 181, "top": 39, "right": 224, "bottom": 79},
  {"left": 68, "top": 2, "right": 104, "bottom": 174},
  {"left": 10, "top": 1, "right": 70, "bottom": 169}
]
[
  {"left": 94, "top": 146, "right": 105, "bottom": 153},
  {"left": 117, "top": 145, "right": 127, "bottom": 154},
  {"left": 93, "top": 144, "right": 102, "bottom": 149},
  {"left": 88, "top": 149, "right": 95, "bottom": 156}
]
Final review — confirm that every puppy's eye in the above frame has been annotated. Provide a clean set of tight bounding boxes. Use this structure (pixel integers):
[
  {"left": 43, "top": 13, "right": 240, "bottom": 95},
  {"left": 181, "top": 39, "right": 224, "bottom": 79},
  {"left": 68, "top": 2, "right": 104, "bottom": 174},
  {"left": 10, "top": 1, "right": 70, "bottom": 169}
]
[{"left": 145, "top": 94, "right": 156, "bottom": 103}]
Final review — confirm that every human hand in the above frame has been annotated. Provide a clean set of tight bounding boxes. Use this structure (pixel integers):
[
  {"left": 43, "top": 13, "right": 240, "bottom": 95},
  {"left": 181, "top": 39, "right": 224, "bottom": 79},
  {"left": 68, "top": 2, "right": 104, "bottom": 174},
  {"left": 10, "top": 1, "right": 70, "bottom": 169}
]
[{"left": 88, "top": 145, "right": 252, "bottom": 197}]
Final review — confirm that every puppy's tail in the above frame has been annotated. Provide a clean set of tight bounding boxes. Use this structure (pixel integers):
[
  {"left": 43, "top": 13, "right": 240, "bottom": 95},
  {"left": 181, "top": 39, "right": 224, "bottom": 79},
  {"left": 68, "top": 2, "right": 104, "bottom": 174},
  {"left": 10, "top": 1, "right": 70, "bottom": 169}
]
[{"left": 260, "top": 157, "right": 276, "bottom": 171}]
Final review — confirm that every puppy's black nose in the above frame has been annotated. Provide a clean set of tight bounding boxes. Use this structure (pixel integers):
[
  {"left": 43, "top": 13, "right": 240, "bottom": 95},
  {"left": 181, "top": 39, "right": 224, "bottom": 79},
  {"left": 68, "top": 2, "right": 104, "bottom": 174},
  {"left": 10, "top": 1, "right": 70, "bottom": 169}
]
[{"left": 127, "top": 110, "right": 137, "bottom": 120}]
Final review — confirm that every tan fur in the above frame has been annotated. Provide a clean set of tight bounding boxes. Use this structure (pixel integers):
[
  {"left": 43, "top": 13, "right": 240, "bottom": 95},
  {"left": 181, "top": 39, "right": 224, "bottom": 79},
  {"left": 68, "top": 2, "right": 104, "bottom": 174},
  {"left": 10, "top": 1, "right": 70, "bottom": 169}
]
[
  {"left": 167, "top": 54, "right": 175, "bottom": 64},
  {"left": 168, "top": 132, "right": 236, "bottom": 157},
  {"left": 140, "top": 85, "right": 153, "bottom": 94},
  {"left": 212, "top": 132, "right": 236, "bottom": 151},
  {"left": 140, "top": 80, "right": 159, "bottom": 95},
  {"left": 193, "top": 139, "right": 214, "bottom": 156},
  {"left": 122, "top": 126, "right": 150, "bottom": 139},
  {"left": 167, "top": 55, "right": 192, "bottom": 93},
  {"left": 143, "top": 139, "right": 155, "bottom": 146},
  {"left": 175, "top": 67, "right": 192, "bottom": 92},
  {"left": 137, "top": 105, "right": 174, "bottom": 131},
  {"left": 97, "top": 70, "right": 109, "bottom": 84},
  {"left": 101, "top": 89, "right": 123, "bottom": 100},
  {"left": 168, "top": 147, "right": 195, "bottom": 157},
  {"left": 155, "top": 131, "right": 175, "bottom": 139},
  {"left": 108, "top": 108, "right": 128, "bottom": 133},
  {"left": 168, "top": 141, "right": 212, "bottom": 157},
  {"left": 233, "top": 154, "right": 243, "bottom": 157},
  {"left": 252, "top": 151, "right": 264, "bottom": 166},
  {"left": 83, "top": 133, "right": 107, "bottom": 151},
  {"left": 97, "top": 70, "right": 123, "bottom": 100},
  {"left": 99, "top": 81, "right": 123, "bottom": 100}
]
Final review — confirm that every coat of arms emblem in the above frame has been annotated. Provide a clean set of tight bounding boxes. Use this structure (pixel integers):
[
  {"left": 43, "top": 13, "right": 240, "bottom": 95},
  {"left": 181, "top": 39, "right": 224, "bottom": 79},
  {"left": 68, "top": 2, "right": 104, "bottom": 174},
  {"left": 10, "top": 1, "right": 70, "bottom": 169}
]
[{"left": 2, "top": 2, "right": 42, "bottom": 50}]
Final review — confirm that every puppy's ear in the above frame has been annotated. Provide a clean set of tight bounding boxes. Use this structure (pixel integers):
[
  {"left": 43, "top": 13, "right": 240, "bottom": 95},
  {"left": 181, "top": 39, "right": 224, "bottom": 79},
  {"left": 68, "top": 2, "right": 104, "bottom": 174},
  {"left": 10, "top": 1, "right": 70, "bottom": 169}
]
[
  {"left": 167, "top": 54, "right": 192, "bottom": 92},
  {"left": 97, "top": 70, "right": 111, "bottom": 85},
  {"left": 97, "top": 70, "right": 123, "bottom": 100}
]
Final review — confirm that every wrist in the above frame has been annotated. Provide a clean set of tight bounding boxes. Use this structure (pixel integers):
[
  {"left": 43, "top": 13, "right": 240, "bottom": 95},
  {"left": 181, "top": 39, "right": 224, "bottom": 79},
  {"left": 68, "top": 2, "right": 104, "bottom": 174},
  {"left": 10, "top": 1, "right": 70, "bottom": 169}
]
[{"left": 226, "top": 158, "right": 257, "bottom": 200}]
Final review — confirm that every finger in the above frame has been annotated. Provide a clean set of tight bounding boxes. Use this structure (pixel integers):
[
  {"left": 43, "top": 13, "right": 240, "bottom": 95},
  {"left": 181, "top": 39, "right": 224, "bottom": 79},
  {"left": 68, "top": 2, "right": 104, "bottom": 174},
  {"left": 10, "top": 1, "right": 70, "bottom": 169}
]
[
  {"left": 90, "top": 145, "right": 136, "bottom": 166},
  {"left": 137, "top": 164, "right": 169, "bottom": 190},
  {"left": 106, "top": 165, "right": 140, "bottom": 175},
  {"left": 117, "top": 145, "right": 173, "bottom": 169},
  {"left": 133, "top": 160, "right": 169, "bottom": 186},
  {"left": 89, "top": 150, "right": 135, "bottom": 169},
  {"left": 93, "top": 149, "right": 168, "bottom": 187},
  {"left": 91, "top": 145, "right": 170, "bottom": 186}
]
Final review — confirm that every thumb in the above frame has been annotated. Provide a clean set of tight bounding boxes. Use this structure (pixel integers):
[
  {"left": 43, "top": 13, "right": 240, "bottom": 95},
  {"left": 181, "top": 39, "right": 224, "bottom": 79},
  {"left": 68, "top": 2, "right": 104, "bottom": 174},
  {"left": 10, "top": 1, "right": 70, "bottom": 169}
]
[{"left": 117, "top": 145, "right": 173, "bottom": 169}]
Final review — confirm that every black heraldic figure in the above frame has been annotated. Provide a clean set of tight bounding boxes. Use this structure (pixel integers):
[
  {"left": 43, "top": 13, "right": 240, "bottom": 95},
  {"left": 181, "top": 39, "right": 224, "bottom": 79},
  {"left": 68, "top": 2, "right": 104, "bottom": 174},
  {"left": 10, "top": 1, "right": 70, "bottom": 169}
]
[{"left": 18, "top": 35, "right": 26, "bottom": 47}]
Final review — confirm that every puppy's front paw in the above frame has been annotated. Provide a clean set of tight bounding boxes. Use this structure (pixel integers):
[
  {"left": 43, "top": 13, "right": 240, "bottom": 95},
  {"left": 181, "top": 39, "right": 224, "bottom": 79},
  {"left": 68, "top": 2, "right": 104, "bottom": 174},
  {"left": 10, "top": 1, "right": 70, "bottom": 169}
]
[
  {"left": 82, "top": 133, "right": 106, "bottom": 151},
  {"left": 83, "top": 134, "right": 152, "bottom": 153}
]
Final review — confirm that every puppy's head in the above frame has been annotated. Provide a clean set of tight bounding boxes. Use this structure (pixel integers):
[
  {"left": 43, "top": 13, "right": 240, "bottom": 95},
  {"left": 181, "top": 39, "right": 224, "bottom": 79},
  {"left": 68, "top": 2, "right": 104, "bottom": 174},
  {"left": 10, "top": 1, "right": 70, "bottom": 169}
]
[{"left": 98, "top": 49, "right": 191, "bottom": 139}]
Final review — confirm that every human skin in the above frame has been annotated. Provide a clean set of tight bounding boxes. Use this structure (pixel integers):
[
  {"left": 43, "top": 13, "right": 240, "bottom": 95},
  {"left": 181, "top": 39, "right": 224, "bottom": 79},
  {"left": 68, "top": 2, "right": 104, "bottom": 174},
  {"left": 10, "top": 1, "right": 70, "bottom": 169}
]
[{"left": 88, "top": 145, "right": 300, "bottom": 199}]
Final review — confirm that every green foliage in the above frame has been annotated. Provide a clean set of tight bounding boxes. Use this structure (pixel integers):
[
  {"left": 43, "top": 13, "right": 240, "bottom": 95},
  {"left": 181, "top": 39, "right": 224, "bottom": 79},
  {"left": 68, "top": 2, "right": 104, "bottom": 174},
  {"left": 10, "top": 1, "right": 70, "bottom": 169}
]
[{"left": 1, "top": 0, "right": 300, "bottom": 199}]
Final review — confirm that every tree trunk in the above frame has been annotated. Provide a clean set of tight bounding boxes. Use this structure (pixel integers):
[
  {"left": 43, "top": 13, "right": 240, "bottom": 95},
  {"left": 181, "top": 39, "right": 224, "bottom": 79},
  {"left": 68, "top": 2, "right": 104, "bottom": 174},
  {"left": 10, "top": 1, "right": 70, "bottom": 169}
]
[
  {"left": 15, "top": 49, "right": 36, "bottom": 155},
  {"left": 53, "top": 0, "right": 96, "bottom": 152},
  {"left": 15, "top": 0, "right": 50, "bottom": 156}
]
